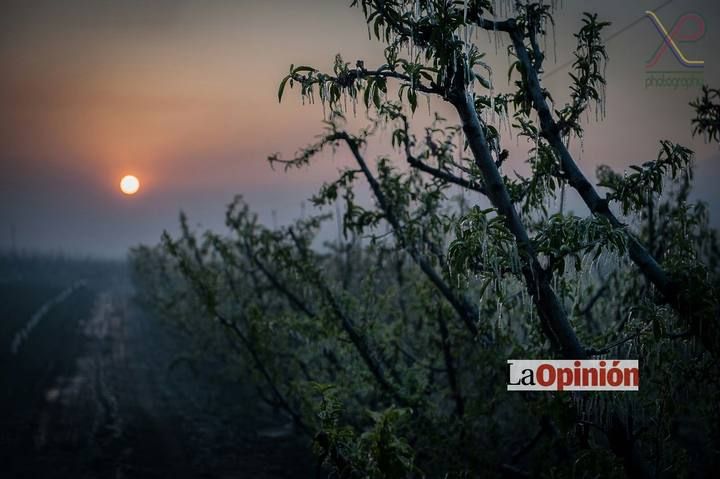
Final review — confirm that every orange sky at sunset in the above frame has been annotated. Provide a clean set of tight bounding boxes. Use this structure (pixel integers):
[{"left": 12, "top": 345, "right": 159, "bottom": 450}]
[
  {"left": 1, "top": 1, "right": 377, "bottom": 188},
  {"left": 1, "top": 0, "right": 718, "bottom": 256}
]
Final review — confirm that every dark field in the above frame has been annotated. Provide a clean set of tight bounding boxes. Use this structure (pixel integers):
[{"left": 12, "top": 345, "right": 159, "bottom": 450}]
[{"left": 0, "top": 254, "right": 312, "bottom": 478}]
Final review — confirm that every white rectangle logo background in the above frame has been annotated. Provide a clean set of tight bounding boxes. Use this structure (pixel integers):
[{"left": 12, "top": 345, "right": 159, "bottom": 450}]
[{"left": 507, "top": 359, "right": 639, "bottom": 391}]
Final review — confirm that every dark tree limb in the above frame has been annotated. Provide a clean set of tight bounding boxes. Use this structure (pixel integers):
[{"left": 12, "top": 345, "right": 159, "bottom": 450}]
[
  {"left": 407, "top": 154, "right": 487, "bottom": 195},
  {"left": 398, "top": 116, "right": 488, "bottom": 195},
  {"left": 436, "top": 308, "right": 464, "bottom": 417},
  {"left": 334, "top": 131, "right": 488, "bottom": 342},
  {"left": 449, "top": 89, "right": 586, "bottom": 359}
]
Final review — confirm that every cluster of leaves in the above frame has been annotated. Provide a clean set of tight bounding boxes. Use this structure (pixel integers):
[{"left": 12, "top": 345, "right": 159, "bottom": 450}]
[
  {"left": 690, "top": 85, "right": 720, "bottom": 143},
  {"left": 596, "top": 141, "right": 693, "bottom": 215},
  {"left": 311, "top": 387, "right": 420, "bottom": 478},
  {"left": 556, "top": 13, "right": 610, "bottom": 137},
  {"left": 507, "top": 119, "right": 564, "bottom": 215},
  {"left": 447, "top": 206, "right": 518, "bottom": 283},
  {"left": 533, "top": 214, "right": 626, "bottom": 275}
]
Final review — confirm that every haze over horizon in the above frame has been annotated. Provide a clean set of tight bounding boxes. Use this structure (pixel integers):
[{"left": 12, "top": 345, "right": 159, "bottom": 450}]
[{"left": 1, "top": 0, "right": 719, "bottom": 258}]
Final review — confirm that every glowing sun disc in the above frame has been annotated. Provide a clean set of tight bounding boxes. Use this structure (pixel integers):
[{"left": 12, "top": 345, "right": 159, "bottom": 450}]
[{"left": 120, "top": 175, "right": 140, "bottom": 195}]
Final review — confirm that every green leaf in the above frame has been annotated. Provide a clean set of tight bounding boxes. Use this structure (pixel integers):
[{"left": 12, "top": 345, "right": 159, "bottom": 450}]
[
  {"left": 278, "top": 75, "right": 290, "bottom": 103},
  {"left": 292, "top": 65, "right": 317, "bottom": 74}
]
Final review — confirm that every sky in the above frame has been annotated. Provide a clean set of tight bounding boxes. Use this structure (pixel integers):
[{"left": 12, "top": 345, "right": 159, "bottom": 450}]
[{"left": 0, "top": 0, "right": 718, "bottom": 257}]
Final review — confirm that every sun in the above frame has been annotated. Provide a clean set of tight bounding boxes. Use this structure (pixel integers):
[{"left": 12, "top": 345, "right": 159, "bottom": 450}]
[{"left": 120, "top": 175, "right": 140, "bottom": 195}]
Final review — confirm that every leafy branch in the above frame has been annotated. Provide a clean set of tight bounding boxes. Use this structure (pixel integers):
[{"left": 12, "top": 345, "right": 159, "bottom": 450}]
[{"left": 596, "top": 141, "right": 693, "bottom": 215}]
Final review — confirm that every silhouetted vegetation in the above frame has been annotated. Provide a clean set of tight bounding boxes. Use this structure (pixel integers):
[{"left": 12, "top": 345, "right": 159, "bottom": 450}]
[{"left": 131, "top": 1, "right": 720, "bottom": 477}]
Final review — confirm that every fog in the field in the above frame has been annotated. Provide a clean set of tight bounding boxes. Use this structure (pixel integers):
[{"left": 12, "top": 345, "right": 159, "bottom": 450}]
[{"left": 1, "top": 0, "right": 719, "bottom": 257}]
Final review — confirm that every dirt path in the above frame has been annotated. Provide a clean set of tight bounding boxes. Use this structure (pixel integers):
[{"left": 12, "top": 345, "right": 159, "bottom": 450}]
[{"left": 1, "top": 283, "right": 312, "bottom": 479}]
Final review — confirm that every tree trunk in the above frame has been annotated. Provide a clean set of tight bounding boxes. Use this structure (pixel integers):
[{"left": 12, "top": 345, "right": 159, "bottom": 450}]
[{"left": 451, "top": 91, "right": 586, "bottom": 359}]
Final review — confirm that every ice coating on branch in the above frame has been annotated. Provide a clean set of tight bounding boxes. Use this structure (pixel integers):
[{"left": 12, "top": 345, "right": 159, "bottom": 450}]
[
  {"left": 551, "top": 17, "right": 557, "bottom": 64},
  {"left": 533, "top": 114, "right": 540, "bottom": 163},
  {"left": 321, "top": 81, "right": 329, "bottom": 120}
]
